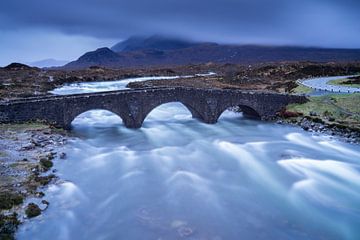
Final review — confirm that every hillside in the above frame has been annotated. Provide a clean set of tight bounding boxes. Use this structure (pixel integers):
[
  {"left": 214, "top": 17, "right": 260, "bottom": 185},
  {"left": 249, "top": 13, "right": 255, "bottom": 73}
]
[{"left": 63, "top": 36, "right": 360, "bottom": 70}]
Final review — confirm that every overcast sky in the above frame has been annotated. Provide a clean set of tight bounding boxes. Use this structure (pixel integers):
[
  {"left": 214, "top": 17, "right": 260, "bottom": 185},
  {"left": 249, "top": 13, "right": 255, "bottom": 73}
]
[{"left": 0, "top": 0, "right": 359, "bottom": 66}]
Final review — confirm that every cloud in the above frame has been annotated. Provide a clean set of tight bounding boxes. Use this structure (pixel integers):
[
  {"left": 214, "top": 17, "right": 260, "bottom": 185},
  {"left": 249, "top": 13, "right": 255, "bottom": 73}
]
[
  {"left": 0, "top": 0, "right": 359, "bottom": 65},
  {"left": 0, "top": 29, "right": 117, "bottom": 65}
]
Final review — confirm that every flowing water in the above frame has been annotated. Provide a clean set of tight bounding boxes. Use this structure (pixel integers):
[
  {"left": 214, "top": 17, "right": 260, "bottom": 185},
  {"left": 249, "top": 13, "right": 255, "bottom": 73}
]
[{"left": 18, "top": 76, "right": 360, "bottom": 240}]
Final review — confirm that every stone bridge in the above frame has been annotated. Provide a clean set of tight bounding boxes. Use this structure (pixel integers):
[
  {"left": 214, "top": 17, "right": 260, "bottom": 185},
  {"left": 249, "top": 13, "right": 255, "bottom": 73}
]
[{"left": 0, "top": 87, "right": 307, "bottom": 129}]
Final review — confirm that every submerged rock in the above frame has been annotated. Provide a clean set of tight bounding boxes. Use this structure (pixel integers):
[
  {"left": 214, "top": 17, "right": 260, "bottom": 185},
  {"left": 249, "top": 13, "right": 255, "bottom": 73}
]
[{"left": 59, "top": 152, "right": 67, "bottom": 159}]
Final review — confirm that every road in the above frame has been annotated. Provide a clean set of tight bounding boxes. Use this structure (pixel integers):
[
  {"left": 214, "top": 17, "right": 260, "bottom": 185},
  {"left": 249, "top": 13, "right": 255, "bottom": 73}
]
[{"left": 298, "top": 75, "right": 360, "bottom": 94}]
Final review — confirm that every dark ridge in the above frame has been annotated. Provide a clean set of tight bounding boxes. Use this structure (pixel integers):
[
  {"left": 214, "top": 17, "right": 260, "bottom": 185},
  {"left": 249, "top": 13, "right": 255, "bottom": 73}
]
[
  {"left": 62, "top": 36, "right": 360, "bottom": 70},
  {"left": 64, "top": 47, "right": 121, "bottom": 69},
  {"left": 4, "top": 63, "right": 34, "bottom": 70}
]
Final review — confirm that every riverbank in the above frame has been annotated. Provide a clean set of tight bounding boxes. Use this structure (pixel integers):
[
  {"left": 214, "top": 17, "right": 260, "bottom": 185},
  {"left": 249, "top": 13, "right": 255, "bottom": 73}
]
[
  {"left": 328, "top": 75, "right": 360, "bottom": 88},
  {"left": 279, "top": 93, "right": 360, "bottom": 144},
  {"left": 2, "top": 61, "right": 360, "bottom": 100},
  {"left": 0, "top": 123, "right": 67, "bottom": 239}
]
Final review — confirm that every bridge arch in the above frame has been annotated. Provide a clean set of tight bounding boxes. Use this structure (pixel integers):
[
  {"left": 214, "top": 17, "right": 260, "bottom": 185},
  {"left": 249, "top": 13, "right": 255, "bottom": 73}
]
[
  {"left": 216, "top": 104, "right": 262, "bottom": 123},
  {"left": 64, "top": 107, "right": 129, "bottom": 130},
  {"left": 69, "top": 109, "right": 125, "bottom": 129},
  {"left": 139, "top": 100, "right": 205, "bottom": 126}
]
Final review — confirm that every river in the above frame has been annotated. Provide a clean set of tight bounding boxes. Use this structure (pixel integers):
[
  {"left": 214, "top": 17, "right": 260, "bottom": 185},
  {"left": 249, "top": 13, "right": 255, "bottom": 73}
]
[{"left": 18, "top": 75, "right": 360, "bottom": 240}]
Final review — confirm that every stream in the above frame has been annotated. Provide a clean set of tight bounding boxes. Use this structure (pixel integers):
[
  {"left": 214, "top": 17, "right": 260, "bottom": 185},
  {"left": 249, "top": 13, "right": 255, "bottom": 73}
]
[{"left": 17, "top": 75, "right": 360, "bottom": 240}]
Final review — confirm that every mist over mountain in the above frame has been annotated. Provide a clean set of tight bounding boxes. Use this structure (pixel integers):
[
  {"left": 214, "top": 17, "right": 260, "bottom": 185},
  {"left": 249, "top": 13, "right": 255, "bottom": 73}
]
[
  {"left": 63, "top": 35, "right": 360, "bottom": 70},
  {"left": 111, "top": 35, "right": 200, "bottom": 52}
]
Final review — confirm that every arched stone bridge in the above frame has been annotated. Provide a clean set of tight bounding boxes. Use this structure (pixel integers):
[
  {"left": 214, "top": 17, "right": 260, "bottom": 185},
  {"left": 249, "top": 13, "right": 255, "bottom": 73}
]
[{"left": 0, "top": 87, "right": 307, "bottom": 129}]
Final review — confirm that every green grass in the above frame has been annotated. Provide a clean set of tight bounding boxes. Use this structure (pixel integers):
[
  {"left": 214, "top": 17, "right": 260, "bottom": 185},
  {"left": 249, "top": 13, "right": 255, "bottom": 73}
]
[
  {"left": 0, "top": 151, "right": 7, "bottom": 157},
  {"left": 328, "top": 78, "right": 360, "bottom": 88},
  {"left": 287, "top": 93, "right": 360, "bottom": 128},
  {"left": 0, "top": 122, "right": 48, "bottom": 131},
  {"left": 290, "top": 84, "right": 312, "bottom": 94}
]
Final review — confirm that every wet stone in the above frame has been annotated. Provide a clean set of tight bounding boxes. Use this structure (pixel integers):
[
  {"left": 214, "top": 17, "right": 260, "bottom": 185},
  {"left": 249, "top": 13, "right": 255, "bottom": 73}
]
[{"left": 25, "top": 203, "right": 41, "bottom": 218}]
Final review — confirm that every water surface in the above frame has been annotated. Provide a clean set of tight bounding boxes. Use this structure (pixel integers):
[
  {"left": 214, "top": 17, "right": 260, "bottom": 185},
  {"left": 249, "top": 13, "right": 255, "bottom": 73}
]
[{"left": 18, "top": 76, "right": 360, "bottom": 240}]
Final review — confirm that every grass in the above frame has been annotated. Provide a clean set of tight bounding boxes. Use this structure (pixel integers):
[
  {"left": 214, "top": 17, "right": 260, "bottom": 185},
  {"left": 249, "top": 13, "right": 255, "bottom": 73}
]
[
  {"left": 287, "top": 93, "right": 360, "bottom": 129},
  {"left": 290, "top": 83, "right": 313, "bottom": 94},
  {"left": 328, "top": 78, "right": 360, "bottom": 88},
  {"left": 0, "top": 151, "right": 7, "bottom": 157},
  {"left": 0, "top": 122, "right": 48, "bottom": 131}
]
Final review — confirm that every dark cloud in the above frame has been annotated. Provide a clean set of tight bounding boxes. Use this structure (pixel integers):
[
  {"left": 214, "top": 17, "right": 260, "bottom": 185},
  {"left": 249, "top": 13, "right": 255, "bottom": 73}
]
[
  {"left": 1, "top": 0, "right": 359, "bottom": 45},
  {"left": 0, "top": 0, "right": 359, "bottom": 65}
]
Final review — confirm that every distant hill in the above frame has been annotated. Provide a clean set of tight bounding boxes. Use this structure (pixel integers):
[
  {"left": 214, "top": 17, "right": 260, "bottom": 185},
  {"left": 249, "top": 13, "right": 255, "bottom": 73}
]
[
  {"left": 28, "top": 59, "right": 69, "bottom": 68},
  {"left": 3, "top": 62, "right": 36, "bottom": 70},
  {"left": 63, "top": 36, "right": 360, "bottom": 70}
]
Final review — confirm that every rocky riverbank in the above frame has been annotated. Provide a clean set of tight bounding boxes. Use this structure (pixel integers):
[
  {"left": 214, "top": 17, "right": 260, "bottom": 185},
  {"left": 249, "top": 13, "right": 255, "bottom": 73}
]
[
  {"left": 277, "top": 116, "right": 360, "bottom": 144},
  {"left": 280, "top": 93, "right": 360, "bottom": 144},
  {"left": 0, "top": 123, "right": 67, "bottom": 239}
]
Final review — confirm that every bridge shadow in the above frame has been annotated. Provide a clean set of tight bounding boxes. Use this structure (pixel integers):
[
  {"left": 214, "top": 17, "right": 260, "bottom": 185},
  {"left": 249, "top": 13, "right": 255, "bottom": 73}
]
[{"left": 218, "top": 105, "right": 261, "bottom": 122}]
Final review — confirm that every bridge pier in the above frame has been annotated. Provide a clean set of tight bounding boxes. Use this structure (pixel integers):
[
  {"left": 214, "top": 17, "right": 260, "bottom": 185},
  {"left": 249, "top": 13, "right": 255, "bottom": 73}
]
[{"left": 122, "top": 119, "right": 142, "bottom": 129}]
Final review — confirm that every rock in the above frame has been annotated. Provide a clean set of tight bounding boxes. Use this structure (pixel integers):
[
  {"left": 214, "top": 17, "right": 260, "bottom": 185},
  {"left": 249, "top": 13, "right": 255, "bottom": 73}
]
[
  {"left": 33, "top": 174, "right": 56, "bottom": 186},
  {"left": 30, "top": 139, "right": 41, "bottom": 147},
  {"left": 59, "top": 152, "right": 66, "bottom": 159},
  {"left": 20, "top": 143, "right": 35, "bottom": 151},
  {"left": 25, "top": 203, "right": 41, "bottom": 218},
  {"left": 35, "top": 192, "right": 45, "bottom": 198},
  {"left": 280, "top": 110, "right": 303, "bottom": 118},
  {"left": 0, "top": 213, "right": 20, "bottom": 239},
  {"left": 0, "top": 192, "right": 24, "bottom": 210},
  {"left": 309, "top": 111, "right": 317, "bottom": 116},
  {"left": 31, "top": 167, "right": 39, "bottom": 174},
  {"left": 39, "top": 158, "right": 53, "bottom": 171}
]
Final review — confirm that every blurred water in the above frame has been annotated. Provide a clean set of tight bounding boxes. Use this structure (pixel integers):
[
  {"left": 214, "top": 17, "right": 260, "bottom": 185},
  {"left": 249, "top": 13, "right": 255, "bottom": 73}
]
[
  {"left": 18, "top": 76, "right": 360, "bottom": 240},
  {"left": 49, "top": 72, "right": 216, "bottom": 95}
]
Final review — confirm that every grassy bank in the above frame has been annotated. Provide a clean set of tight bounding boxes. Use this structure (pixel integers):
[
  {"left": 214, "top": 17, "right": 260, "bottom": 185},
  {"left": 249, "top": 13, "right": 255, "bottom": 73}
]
[
  {"left": 287, "top": 93, "right": 360, "bottom": 131},
  {"left": 328, "top": 78, "right": 360, "bottom": 88},
  {"left": 290, "top": 83, "right": 312, "bottom": 94}
]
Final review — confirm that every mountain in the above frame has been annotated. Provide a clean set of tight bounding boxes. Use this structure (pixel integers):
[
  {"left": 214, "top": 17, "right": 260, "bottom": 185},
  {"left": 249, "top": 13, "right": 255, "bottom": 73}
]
[
  {"left": 28, "top": 59, "right": 69, "bottom": 68},
  {"left": 63, "top": 36, "right": 360, "bottom": 70},
  {"left": 111, "top": 35, "right": 199, "bottom": 52},
  {"left": 66, "top": 47, "right": 122, "bottom": 69}
]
